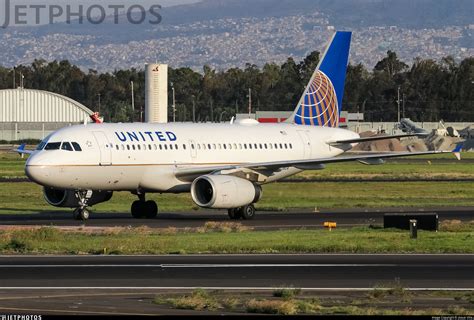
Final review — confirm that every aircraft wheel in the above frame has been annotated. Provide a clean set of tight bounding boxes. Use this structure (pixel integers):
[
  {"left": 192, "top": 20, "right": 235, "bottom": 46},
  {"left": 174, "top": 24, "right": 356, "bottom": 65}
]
[
  {"left": 240, "top": 204, "right": 256, "bottom": 220},
  {"left": 79, "top": 208, "right": 90, "bottom": 221},
  {"left": 228, "top": 208, "right": 241, "bottom": 220},
  {"left": 131, "top": 200, "right": 144, "bottom": 219},
  {"left": 145, "top": 200, "right": 158, "bottom": 218}
]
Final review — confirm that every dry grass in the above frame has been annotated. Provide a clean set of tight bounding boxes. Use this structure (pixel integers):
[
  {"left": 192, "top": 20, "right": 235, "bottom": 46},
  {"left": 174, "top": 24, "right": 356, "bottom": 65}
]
[
  {"left": 203, "top": 221, "right": 253, "bottom": 233},
  {"left": 246, "top": 299, "right": 298, "bottom": 315},
  {"left": 162, "top": 289, "right": 220, "bottom": 311},
  {"left": 440, "top": 220, "right": 474, "bottom": 232}
]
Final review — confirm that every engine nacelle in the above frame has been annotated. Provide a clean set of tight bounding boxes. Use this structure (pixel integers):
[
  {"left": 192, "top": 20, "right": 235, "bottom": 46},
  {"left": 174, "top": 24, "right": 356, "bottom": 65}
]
[
  {"left": 191, "top": 175, "right": 262, "bottom": 209},
  {"left": 43, "top": 188, "right": 113, "bottom": 208}
]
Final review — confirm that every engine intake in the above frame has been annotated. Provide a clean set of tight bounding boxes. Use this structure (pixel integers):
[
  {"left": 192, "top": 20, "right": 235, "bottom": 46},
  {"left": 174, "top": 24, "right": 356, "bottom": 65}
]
[
  {"left": 43, "top": 188, "right": 113, "bottom": 208},
  {"left": 191, "top": 175, "right": 262, "bottom": 209}
]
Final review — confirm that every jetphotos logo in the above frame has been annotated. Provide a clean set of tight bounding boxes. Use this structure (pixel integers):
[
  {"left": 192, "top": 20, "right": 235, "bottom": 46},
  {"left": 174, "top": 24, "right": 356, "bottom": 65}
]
[{"left": 0, "top": 0, "right": 163, "bottom": 28}]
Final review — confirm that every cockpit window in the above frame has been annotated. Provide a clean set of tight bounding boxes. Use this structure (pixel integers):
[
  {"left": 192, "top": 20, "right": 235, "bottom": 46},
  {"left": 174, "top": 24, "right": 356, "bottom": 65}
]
[
  {"left": 44, "top": 142, "right": 61, "bottom": 150},
  {"left": 61, "top": 142, "right": 74, "bottom": 151},
  {"left": 72, "top": 142, "right": 82, "bottom": 151},
  {"left": 36, "top": 142, "right": 47, "bottom": 151}
]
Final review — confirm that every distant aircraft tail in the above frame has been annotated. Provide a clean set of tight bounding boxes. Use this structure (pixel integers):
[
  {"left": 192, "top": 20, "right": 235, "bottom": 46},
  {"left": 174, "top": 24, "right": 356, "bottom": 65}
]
[{"left": 286, "top": 31, "right": 352, "bottom": 127}]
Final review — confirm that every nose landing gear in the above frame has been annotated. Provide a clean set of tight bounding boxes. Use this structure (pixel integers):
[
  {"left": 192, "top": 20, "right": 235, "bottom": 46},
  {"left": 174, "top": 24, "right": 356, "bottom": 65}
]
[
  {"left": 73, "top": 207, "right": 90, "bottom": 221},
  {"left": 72, "top": 190, "right": 93, "bottom": 221}
]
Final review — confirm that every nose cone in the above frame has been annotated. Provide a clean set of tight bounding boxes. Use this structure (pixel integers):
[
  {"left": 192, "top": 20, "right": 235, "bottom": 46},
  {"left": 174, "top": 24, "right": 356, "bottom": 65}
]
[{"left": 25, "top": 153, "right": 50, "bottom": 186}]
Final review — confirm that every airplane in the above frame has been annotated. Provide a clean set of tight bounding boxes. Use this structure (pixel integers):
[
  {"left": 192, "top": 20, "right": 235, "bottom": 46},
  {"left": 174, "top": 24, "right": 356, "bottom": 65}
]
[{"left": 18, "top": 31, "right": 462, "bottom": 221}]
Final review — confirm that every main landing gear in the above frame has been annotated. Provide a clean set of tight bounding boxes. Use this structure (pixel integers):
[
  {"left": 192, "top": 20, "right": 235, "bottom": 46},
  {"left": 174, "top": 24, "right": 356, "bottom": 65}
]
[
  {"left": 131, "top": 193, "right": 158, "bottom": 219},
  {"left": 227, "top": 204, "right": 256, "bottom": 220}
]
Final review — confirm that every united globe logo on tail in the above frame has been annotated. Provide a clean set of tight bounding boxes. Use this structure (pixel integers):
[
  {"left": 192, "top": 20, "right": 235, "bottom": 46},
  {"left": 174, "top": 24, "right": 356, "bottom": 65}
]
[
  {"left": 287, "top": 31, "right": 352, "bottom": 128},
  {"left": 295, "top": 70, "right": 339, "bottom": 127}
]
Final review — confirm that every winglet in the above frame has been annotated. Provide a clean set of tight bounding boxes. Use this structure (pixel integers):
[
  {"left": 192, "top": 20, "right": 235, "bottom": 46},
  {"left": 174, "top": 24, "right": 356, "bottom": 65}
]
[
  {"left": 13, "top": 143, "right": 34, "bottom": 158},
  {"left": 17, "top": 143, "right": 26, "bottom": 152},
  {"left": 452, "top": 143, "right": 463, "bottom": 161}
]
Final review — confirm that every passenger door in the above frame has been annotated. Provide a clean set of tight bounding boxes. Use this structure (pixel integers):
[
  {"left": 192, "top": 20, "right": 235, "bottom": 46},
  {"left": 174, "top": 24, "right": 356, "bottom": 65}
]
[
  {"left": 297, "top": 130, "right": 312, "bottom": 159},
  {"left": 92, "top": 131, "right": 112, "bottom": 166}
]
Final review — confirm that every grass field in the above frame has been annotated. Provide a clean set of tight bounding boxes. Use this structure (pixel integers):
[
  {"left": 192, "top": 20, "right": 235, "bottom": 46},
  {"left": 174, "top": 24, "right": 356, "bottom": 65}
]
[
  {"left": 1, "top": 180, "right": 474, "bottom": 214},
  {"left": 0, "top": 152, "right": 473, "bottom": 214},
  {"left": 1, "top": 223, "right": 473, "bottom": 254}
]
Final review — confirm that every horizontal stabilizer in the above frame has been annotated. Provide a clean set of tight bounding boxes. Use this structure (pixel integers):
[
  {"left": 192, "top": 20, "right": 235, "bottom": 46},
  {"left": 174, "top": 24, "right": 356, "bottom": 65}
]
[
  {"left": 452, "top": 143, "right": 463, "bottom": 160},
  {"left": 327, "top": 133, "right": 428, "bottom": 146}
]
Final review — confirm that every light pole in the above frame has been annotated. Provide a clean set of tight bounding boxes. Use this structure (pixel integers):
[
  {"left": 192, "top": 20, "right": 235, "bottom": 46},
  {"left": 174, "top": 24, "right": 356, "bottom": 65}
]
[
  {"left": 192, "top": 95, "right": 196, "bottom": 123},
  {"left": 97, "top": 94, "right": 101, "bottom": 114},
  {"left": 130, "top": 81, "right": 135, "bottom": 122},
  {"left": 171, "top": 83, "right": 176, "bottom": 123},
  {"left": 397, "top": 86, "right": 401, "bottom": 123},
  {"left": 248, "top": 88, "right": 252, "bottom": 116}
]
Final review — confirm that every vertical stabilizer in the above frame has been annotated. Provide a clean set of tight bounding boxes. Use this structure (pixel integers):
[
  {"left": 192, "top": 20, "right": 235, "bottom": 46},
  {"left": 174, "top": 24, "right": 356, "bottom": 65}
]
[{"left": 287, "top": 31, "right": 352, "bottom": 127}]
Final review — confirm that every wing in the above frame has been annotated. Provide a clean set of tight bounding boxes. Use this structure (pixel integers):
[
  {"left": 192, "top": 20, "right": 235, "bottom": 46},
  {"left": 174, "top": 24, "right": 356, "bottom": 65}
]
[
  {"left": 327, "top": 133, "right": 428, "bottom": 146},
  {"left": 175, "top": 147, "right": 461, "bottom": 182},
  {"left": 13, "top": 143, "right": 34, "bottom": 156}
]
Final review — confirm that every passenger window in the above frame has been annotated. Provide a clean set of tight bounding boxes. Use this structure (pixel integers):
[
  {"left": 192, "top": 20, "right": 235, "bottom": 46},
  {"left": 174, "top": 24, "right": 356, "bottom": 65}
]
[
  {"left": 116, "top": 145, "right": 119, "bottom": 150},
  {"left": 164, "top": 145, "right": 168, "bottom": 150},
  {"left": 249, "top": 144, "right": 252, "bottom": 149},
  {"left": 218, "top": 144, "right": 222, "bottom": 149},
  {"left": 191, "top": 144, "right": 195, "bottom": 150},
  {"left": 254, "top": 143, "right": 258, "bottom": 149},
  {"left": 127, "top": 145, "right": 130, "bottom": 150},
  {"left": 132, "top": 145, "right": 136, "bottom": 150},
  {"left": 159, "top": 145, "right": 163, "bottom": 150},
  {"left": 61, "top": 142, "right": 74, "bottom": 151},
  {"left": 71, "top": 142, "right": 82, "bottom": 151},
  {"left": 284, "top": 143, "right": 288, "bottom": 149},
  {"left": 289, "top": 143, "right": 293, "bottom": 149},
  {"left": 213, "top": 144, "right": 217, "bottom": 149},
  {"left": 137, "top": 145, "right": 141, "bottom": 150},
  {"left": 175, "top": 144, "right": 178, "bottom": 150},
  {"left": 239, "top": 143, "right": 242, "bottom": 149},
  {"left": 274, "top": 143, "right": 278, "bottom": 149},
  {"left": 208, "top": 144, "right": 211, "bottom": 149},
  {"left": 244, "top": 144, "right": 247, "bottom": 149},
  {"left": 183, "top": 144, "right": 186, "bottom": 150},
  {"left": 279, "top": 143, "right": 283, "bottom": 149},
  {"left": 269, "top": 144, "right": 273, "bottom": 150},
  {"left": 223, "top": 144, "right": 227, "bottom": 150},
  {"left": 121, "top": 145, "right": 125, "bottom": 150},
  {"left": 44, "top": 142, "right": 61, "bottom": 150}
]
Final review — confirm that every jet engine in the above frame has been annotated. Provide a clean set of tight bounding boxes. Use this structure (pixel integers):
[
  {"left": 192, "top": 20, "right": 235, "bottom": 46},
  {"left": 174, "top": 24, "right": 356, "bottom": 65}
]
[
  {"left": 43, "top": 188, "right": 113, "bottom": 207},
  {"left": 191, "top": 175, "right": 262, "bottom": 209}
]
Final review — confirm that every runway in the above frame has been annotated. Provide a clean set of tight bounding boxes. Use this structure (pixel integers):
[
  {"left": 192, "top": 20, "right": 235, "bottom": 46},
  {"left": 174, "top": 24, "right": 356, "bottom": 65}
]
[
  {"left": 0, "top": 254, "right": 473, "bottom": 289},
  {"left": 0, "top": 207, "right": 472, "bottom": 229}
]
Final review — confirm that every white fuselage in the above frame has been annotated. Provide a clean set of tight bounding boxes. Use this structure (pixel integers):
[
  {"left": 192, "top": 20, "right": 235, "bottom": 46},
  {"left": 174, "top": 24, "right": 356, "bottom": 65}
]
[{"left": 25, "top": 120, "right": 359, "bottom": 192}]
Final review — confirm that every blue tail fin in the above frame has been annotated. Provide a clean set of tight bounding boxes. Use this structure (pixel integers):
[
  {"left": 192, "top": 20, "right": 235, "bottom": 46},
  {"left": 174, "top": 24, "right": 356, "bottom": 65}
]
[{"left": 287, "top": 31, "right": 352, "bottom": 127}]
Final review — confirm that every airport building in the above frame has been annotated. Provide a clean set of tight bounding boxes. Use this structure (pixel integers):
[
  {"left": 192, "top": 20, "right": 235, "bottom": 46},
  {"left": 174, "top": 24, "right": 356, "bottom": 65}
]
[{"left": 0, "top": 88, "right": 93, "bottom": 141}]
